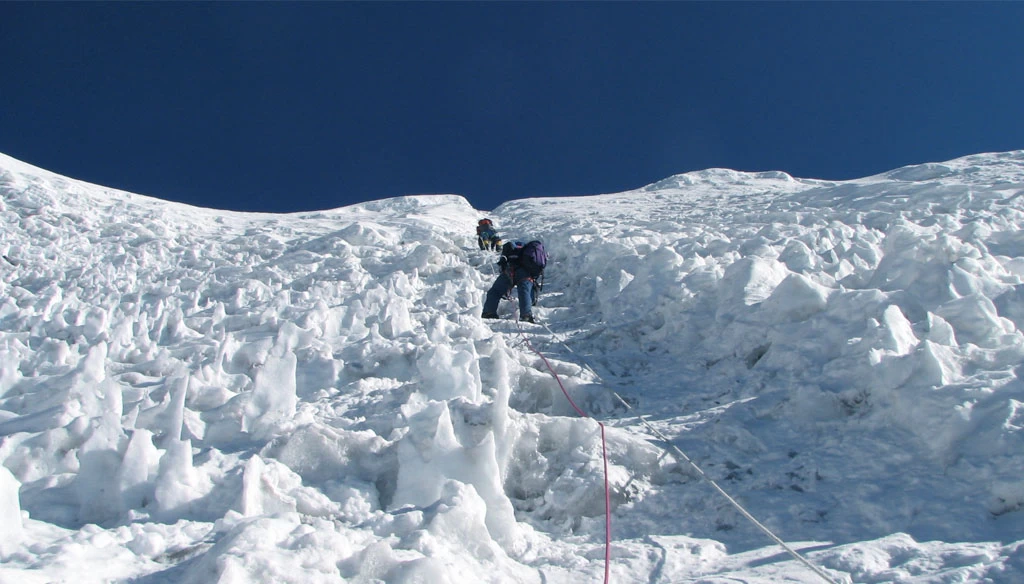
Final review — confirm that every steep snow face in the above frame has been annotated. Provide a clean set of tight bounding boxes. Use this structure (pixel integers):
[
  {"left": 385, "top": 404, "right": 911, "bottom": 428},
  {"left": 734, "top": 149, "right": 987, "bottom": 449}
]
[
  {"left": 498, "top": 152, "right": 1024, "bottom": 539},
  {"left": 2, "top": 151, "right": 1024, "bottom": 583}
]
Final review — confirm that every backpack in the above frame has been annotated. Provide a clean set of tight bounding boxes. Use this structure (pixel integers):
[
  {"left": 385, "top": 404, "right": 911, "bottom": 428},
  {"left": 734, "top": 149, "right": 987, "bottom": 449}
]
[
  {"left": 521, "top": 240, "right": 546, "bottom": 271},
  {"left": 476, "top": 219, "right": 494, "bottom": 236},
  {"left": 501, "top": 240, "right": 546, "bottom": 278}
]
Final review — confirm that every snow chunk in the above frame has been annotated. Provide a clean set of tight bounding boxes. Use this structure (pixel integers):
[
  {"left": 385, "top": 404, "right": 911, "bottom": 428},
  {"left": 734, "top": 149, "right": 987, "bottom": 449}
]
[
  {"left": 880, "top": 304, "right": 919, "bottom": 356},
  {"left": 0, "top": 465, "right": 22, "bottom": 556},
  {"left": 392, "top": 403, "right": 522, "bottom": 552},
  {"left": 242, "top": 325, "right": 300, "bottom": 439},
  {"left": 762, "top": 273, "right": 831, "bottom": 322},
  {"left": 936, "top": 294, "right": 1015, "bottom": 348},
  {"left": 720, "top": 257, "right": 788, "bottom": 308},
  {"left": 416, "top": 342, "right": 482, "bottom": 402}
]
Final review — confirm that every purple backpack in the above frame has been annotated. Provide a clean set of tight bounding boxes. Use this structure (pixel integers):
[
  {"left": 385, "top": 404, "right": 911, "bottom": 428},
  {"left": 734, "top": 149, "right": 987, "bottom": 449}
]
[{"left": 522, "top": 240, "right": 547, "bottom": 271}]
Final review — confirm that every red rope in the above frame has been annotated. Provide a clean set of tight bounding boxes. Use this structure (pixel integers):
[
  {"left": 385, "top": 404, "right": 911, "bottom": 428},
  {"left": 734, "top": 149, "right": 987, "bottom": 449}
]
[{"left": 515, "top": 317, "right": 612, "bottom": 583}]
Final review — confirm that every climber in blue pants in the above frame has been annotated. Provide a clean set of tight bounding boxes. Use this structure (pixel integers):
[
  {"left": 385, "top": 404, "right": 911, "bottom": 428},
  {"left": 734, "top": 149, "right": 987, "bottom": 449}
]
[{"left": 481, "top": 240, "right": 546, "bottom": 323}]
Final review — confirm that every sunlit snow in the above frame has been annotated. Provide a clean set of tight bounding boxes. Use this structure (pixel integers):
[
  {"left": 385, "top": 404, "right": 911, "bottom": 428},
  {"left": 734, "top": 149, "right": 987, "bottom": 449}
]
[{"left": 2, "top": 150, "right": 1024, "bottom": 583}]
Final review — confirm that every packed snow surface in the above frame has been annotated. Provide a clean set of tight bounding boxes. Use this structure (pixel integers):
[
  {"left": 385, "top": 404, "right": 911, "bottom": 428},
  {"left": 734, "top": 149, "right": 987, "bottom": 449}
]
[{"left": 2, "top": 151, "right": 1024, "bottom": 583}]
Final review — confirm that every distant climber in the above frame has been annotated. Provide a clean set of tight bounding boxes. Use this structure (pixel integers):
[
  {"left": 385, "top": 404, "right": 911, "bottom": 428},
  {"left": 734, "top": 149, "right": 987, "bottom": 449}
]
[
  {"left": 481, "top": 240, "right": 546, "bottom": 323},
  {"left": 476, "top": 219, "right": 501, "bottom": 251}
]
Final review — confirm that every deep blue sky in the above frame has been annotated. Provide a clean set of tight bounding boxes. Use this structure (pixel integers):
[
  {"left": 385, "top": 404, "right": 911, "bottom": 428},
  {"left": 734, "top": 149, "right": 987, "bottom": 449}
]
[{"left": 2, "top": 2, "right": 1023, "bottom": 213}]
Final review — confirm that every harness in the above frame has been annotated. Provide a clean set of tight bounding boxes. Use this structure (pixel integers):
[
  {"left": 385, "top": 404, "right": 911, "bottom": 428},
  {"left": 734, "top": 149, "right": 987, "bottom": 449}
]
[{"left": 501, "top": 264, "right": 543, "bottom": 304}]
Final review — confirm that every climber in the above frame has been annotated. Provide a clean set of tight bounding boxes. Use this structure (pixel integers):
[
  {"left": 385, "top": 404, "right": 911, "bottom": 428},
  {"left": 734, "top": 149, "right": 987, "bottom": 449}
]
[
  {"left": 481, "top": 240, "right": 546, "bottom": 323},
  {"left": 476, "top": 219, "right": 502, "bottom": 251}
]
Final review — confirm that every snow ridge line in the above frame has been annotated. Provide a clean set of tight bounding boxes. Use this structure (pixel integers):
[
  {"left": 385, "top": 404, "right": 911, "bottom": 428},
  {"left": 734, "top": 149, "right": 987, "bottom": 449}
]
[
  {"left": 536, "top": 321, "right": 843, "bottom": 584},
  {"left": 513, "top": 315, "right": 612, "bottom": 584}
]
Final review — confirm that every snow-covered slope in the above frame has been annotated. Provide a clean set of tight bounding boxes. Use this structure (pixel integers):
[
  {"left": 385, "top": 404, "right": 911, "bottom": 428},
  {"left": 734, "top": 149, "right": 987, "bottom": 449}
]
[{"left": 2, "top": 150, "right": 1024, "bottom": 583}]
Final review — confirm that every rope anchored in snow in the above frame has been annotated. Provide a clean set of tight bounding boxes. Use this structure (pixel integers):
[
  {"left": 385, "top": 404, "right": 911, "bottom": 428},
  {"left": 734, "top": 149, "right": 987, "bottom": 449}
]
[
  {"left": 535, "top": 321, "right": 843, "bottom": 584},
  {"left": 513, "top": 314, "right": 613, "bottom": 584}
]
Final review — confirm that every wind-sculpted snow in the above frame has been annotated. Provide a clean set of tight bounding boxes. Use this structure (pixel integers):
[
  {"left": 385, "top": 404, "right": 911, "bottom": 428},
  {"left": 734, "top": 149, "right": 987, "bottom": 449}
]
[{"left": 2, "top": 150, "right": 1024, "bottom": 582}]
